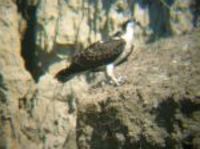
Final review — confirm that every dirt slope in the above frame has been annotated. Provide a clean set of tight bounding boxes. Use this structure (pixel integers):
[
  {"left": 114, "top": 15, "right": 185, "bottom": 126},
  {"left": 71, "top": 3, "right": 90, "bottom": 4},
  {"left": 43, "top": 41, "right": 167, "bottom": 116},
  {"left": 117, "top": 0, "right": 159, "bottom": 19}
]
[{"left": 76, "top": 30, "right": 200, "bottom": 149}]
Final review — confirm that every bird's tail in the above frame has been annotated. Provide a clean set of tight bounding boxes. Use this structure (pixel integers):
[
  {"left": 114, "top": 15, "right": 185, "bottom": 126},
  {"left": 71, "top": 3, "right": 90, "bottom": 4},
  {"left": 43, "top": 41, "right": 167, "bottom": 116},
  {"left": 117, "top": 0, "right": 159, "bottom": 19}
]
[
  {"left": 55, "top": 63, "right": 84, "bottom": 82},
  {"left": 55, "top": 68, "right": 74, "bottom": 82}
]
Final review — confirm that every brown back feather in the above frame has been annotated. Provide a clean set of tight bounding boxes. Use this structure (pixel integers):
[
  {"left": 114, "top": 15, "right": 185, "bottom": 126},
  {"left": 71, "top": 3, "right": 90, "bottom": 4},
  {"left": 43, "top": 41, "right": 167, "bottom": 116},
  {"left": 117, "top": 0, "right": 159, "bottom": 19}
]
[{"left": 55, "top": 39, "right": 126, "bottom": 82}]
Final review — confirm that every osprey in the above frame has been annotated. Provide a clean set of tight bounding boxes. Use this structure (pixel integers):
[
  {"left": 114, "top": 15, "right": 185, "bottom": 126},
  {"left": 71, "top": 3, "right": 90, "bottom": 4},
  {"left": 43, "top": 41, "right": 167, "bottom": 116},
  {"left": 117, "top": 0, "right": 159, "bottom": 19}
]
[{"left": 55, "top": 20, "right": 135, "bottom": 85}]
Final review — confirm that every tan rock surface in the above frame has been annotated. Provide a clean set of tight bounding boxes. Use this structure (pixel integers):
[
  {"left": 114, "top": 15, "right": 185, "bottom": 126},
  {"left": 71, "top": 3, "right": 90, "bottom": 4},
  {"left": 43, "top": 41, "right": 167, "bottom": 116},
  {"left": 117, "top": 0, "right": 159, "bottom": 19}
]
[{"left": 0, "top": 0, "right": 199, "bottom": 148}]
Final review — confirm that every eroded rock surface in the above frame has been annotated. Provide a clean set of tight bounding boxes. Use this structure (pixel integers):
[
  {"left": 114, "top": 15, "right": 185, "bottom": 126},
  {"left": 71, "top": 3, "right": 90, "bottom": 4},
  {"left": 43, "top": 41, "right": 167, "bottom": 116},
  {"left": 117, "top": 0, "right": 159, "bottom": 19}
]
[
  {"left": 0, "top": 1, "right": 35, "bottom": 148},
  {"left": 77, "top": 30, "right": 200, "bottom": 149},
  {"left": 0, "top": 0, "right": 199, "bottom": 149}
]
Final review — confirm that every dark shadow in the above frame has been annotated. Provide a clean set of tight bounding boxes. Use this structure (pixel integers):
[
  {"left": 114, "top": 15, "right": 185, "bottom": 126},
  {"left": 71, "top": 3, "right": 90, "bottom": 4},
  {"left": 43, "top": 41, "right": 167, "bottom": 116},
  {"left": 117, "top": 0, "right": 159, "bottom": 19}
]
[
  {"left": 180, "top": 98, "right": 200, "bottom": 117},
  {"left": 154, "top": 98, "right": 178, "bottom": 149},
  {"left": 190, "top": 0, "right": 200, "bottom": 27},
  {"left": 16, "top": 1, "right": 80, "bottom": 82},
  {"left": 34, "top": 42, "right": 83, "bottom": 81},
  {"left": 155, "top": 98, "right": 178, "bottom": 133},
  {"left": 0, "top": 74, "right": 7, "bottom": 103},
  {"left": 16, "top": 0, "right": 39, "bottom": 81},
  {"left": 128, "top": 0, "right": 174, "bottom": 42},
  {"left": 154, "top": 97, "right": 200, "bottom": 149},
  {"left": 182, "top": 134, "right": 194, "bottom": 149},
  {"left": 77, "top": 101, "right": 131, "bottom": 149},
  {"left": 145, "top": 0, "right": 174, "bottom": 42},
  {"left": 180, "top": 98, "right": 200, "bottom": 149},
  {"left": 128, "top": 134, "right": 163, "bottom": 149},
  {"left": 0, "top": 74, "right": 7, "bottom": 91}
]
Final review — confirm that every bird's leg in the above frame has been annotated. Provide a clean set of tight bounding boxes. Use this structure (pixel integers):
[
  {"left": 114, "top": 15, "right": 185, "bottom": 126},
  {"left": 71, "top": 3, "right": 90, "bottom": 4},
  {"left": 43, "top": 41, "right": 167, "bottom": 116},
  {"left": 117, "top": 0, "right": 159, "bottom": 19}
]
[{"left": 106, "top": 64, "right": 120, "bottom": 86}]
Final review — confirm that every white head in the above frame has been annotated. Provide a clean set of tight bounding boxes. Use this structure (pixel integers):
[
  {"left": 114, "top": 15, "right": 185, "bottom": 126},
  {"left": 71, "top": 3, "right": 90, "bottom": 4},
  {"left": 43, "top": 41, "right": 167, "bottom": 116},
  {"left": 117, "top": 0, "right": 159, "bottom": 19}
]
[
  {"left": 126, "top": 21, "right": 135, "bottom": 31},
  {"left": 121, "top": 20, "right": 135, "bottom": 42}
]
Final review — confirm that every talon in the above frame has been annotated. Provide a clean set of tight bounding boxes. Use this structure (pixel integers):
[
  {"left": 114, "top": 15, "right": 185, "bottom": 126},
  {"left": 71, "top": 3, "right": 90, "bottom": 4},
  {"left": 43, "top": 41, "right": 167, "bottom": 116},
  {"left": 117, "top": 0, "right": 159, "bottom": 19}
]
[{"left": 117, "top": 76, "right": 127, "bottom": 84}]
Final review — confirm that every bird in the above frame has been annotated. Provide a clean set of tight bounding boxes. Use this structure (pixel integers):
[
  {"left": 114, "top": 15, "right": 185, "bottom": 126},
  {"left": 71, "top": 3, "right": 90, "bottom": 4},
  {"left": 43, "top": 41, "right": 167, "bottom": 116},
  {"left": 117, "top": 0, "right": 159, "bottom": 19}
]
[{"left": 55, "top": 19, "right": 135, "bottom": 86}]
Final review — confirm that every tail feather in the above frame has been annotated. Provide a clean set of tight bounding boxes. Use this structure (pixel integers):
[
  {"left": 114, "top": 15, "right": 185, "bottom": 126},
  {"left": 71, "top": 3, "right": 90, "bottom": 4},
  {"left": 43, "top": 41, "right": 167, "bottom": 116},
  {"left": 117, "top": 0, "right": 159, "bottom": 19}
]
[
  {"left": 55, "top": 63, "right": 85, "bottom": 82},
  {"left": 55, "top": 67, "right": 79, "bottom": 82},
  {"left": 55, "top": 68, "right": 74, "bottom": 82}
]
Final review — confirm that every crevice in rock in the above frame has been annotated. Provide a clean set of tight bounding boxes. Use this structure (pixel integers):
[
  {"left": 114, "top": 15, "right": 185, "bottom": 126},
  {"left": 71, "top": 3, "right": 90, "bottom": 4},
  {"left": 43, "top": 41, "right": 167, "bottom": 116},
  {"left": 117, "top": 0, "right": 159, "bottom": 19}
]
[
  {"left": 145, "top": 0, "right": 174, "bottom": 42},
  {"left": 16, "top": 0, "right": 39, "bottom": 81},
  {"left": 180, "top": 98, "right": 200, "bottom": 117},
  {"left": 155, "top": 98, "right": 178, "bottom": 133},
  {"left": 77, "top": 101, "right": 130, "bottom": 149},
  {"left": 190, "top": 0, "right": 200, "bottom": 27},
  {"left": 0, "top": 74, "right": 8, "bottom": 103},
  {"left": 154, "top": 97, "right": 200, "bottom": 149}
]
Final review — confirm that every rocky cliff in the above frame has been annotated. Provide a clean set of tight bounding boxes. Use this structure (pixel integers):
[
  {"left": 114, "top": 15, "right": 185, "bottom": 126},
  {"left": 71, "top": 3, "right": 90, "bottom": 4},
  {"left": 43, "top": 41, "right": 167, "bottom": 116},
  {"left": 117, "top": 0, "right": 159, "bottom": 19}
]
[{"left": 0, "top": 0, "right": 199, "bottom": 149}]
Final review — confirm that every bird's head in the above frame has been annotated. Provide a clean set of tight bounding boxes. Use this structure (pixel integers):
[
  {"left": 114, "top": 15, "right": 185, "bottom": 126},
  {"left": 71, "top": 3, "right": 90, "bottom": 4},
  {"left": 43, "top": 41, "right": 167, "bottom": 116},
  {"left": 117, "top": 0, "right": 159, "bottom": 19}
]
[
  {"left": 124, "top": 20, "right": 135, "bottom": 30},
  {"left": 121, "top": 19, "right": 135, "bottom": 42}
]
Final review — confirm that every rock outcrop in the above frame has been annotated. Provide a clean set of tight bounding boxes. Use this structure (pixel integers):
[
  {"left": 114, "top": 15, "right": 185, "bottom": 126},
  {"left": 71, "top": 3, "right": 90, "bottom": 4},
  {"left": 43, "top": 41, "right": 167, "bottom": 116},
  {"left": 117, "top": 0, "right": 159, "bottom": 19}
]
[
  {"left": 77, "top": 30, "right": 200, "bottom": 149},
  {"left": 29, "top": 0, "right": 199, "bottom": 79},
  {"left": 0, "top": 1, "right": 35, "bottom": 148},
  {"left": 0, "top": 0, "right": 199, "bottom": 149}
]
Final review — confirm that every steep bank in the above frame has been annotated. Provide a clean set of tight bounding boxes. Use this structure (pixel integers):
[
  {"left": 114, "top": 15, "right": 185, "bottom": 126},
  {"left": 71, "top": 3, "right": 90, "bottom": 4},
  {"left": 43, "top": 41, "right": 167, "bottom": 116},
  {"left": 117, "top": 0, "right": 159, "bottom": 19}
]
[
  {"left": 0, "top": 0, "right": 199, "bottom": 149},
  {"left": 76, "top": 29, "right": 200, "bottom": 149}
]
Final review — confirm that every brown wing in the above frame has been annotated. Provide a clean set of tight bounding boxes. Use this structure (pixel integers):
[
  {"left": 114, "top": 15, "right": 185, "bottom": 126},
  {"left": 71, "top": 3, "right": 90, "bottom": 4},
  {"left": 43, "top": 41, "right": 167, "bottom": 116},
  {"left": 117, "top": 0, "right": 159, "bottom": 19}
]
[
  {"left": 55, "top": 39, "right": 126, "bottom": 82},
  {"left": 72, "top": 39, "right": 126, "bottom": 68}
]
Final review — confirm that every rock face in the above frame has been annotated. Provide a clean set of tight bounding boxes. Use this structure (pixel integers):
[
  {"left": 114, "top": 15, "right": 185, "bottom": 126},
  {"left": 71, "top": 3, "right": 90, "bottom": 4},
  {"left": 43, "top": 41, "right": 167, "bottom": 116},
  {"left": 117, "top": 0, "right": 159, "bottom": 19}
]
[
  {"left": 0, "top": 1, "right": 35, "bottom": 148},
  {"left": 32, "top": 0, "right": 199, "bottom": 79},
  {"left": 77, "top": 31, "right": 200, "bottom": 149},
  {"left": 0, "top": 0, "right": 199, "bottom": 149}
]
